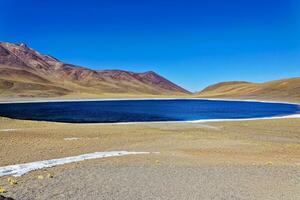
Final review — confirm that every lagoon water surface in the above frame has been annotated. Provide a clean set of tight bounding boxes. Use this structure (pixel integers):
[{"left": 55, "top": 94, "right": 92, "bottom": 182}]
[{"left": 0, "top": 99, "right": 299, "bottom": 123}]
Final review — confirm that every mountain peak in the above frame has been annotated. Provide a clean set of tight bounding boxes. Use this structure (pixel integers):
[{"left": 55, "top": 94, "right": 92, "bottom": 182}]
[
  {"left": 144, "top": 70, "right": 156, "bottom": 74},
  {"left": 0, "top": 41, "right": 63, "bottom": 72},
  {"left": 0, "top": 41, "right": 190, "bottom": 98},
  {"left": 0, "top": 41, "right": 29, "bottom": 48},
  {"left": 19, "top": 43, "right": 28, "bottom": 48}
]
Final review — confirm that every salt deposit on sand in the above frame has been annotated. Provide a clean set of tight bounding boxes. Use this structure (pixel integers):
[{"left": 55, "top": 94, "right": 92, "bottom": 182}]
[
  {"left": 0, "top": 151, "right": 149, "bottom": 177},
  {"left": 0, "top": 129, "right": 18, "bottom": 132},
  {"left": 64, "top": 137, "right": 80, "bottom": 141}
]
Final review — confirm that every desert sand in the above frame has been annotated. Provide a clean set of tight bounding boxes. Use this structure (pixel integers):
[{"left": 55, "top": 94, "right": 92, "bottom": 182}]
[{"left": 0, "top": 109, "right": 300, "bottom": 199}]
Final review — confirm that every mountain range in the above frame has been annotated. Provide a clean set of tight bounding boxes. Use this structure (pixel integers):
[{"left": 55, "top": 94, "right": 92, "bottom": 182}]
[
  {"left": 0, "top": 42, "right": 189, "bottom": 98},
  {"left": 0, "top": 41, "right": 299, "bottom": 102}
]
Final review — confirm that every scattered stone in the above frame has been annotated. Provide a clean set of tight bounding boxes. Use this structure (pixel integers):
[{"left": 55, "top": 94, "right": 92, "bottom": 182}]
[
  {"left": 37, "top": 175, "right": 44, "bottom": 180},
  {"left": 0, "top": 195, "right": 15, "bottom": 200},
  {"left": 46, "top": 173, "right": 53, "bottom": 179},
  {"left": 266, "top": 161, "right": 273, "bottom": 166},
  {"left": 7, "top": 178, "right": 17, "bottom": 186},
  {"left": 0, "top": 187, "right": 6, "bottom": 194}
]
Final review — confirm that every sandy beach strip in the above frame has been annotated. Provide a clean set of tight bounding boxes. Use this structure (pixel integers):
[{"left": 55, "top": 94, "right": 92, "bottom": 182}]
[{"left": 0, "top": 97, "right": 299, "bottom": 105}]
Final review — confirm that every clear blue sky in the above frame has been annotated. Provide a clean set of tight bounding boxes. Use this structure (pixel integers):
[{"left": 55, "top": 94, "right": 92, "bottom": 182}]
[{"left": 1, "top": 0, "right": 299, "bottom": 92}]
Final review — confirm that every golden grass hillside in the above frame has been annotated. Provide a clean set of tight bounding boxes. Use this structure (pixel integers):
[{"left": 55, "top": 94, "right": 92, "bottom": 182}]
[{"left": 197, "top": 77, "right": 300, "bottom": 103}]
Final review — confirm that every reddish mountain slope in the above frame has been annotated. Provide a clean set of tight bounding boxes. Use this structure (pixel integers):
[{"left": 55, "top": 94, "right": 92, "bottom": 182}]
[{"left": 0, "top": 42, "right": 189, "bottom": 98}]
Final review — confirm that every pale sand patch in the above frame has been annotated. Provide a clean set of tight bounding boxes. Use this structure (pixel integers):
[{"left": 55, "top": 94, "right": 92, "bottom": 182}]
[
  {"left": 0, "top": 128, "right": 45, "bottom": 132},
  {"left": 64, "top": 137, "right": 80, "bottom": 141},
  {"left": 0, "top": 128, "right": 18, "bottom": 132}
]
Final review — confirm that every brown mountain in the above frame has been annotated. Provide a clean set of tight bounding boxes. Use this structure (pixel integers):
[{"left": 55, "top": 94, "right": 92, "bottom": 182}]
[
  {"left": 197, "top": 78, "right": 300, "bottom": 102},
  {"left": 0, "top": 42, "right": 190, "bottom": 99}
]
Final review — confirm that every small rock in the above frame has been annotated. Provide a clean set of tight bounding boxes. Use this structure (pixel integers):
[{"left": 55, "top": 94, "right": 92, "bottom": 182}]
[
  {"left": 0, "top": 187, "right": 6, "bottom": 194},
  {"left": 7, "top": 178, "right": 17, "bottom": 186},
  {"left": 37, "top": 175, "right": 44, "bottom": 180},
  {"left": 266, "top": 161, "right": 273, "bottom": 166},
  {"left": 46, "top": 173, "right": 53, "bottom": 179},
  {"left": 0, "top": 195, "right": 15, "bottom": 200}
]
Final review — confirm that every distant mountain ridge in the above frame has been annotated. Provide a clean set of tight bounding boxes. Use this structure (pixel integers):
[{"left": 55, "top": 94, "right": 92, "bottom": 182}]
[
  {"left": 197, "top": 78, "right": 300, "bottom": 102},
  {"left": 1, "top": 41, "right": 299, "bottom": 102},
  {"left": 0, "top": 42, "right": 190, "bottom": 98}
]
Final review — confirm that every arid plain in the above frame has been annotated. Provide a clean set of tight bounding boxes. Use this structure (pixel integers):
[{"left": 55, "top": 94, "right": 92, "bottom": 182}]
[{"left": 0, "top": 102, "right": 300, "bottom": 199}]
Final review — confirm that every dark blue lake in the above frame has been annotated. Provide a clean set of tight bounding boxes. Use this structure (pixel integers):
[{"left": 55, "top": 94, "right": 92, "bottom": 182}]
[{"left": 0, "top": 99, "right": 299, "bottom": 123}]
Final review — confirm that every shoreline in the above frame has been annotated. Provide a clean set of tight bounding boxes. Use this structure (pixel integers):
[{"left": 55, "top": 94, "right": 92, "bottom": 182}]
[
  {"left": 1, "top": 114, "right": 300, "bottom": 126},
  {"left": 97, "top": 113, "right": 300, "bottom": 125},
  {"left": 0, "top": 97, "right": 299, "bottom": 105}
]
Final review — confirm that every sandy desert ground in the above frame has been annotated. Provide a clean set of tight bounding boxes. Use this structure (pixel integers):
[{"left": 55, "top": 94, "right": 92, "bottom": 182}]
[{"left": 0, "top": 112, "right": 300, "bottom": 199}]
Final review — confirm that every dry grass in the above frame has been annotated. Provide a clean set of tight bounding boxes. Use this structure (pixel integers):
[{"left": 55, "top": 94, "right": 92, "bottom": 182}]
[
  {"left": 197, "top": 77, "right": 300, "bottom": 103},
  {"left": 1, "top": 117, "right": 299, "bottom": 167},
  {"left": 1, "top": 116, "right": 300, "bottom": 200}
]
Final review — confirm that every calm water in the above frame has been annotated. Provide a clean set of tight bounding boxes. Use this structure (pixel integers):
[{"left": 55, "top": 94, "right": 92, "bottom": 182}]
[{"left": 0, "top": 99, "right": 299, "bottom": 123}]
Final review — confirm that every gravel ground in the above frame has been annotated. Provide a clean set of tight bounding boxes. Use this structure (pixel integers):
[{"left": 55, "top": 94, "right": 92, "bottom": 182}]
[
  {"left": 3, "top": 164, "right": 300, "bottom": 200},
  {"left": 1, "top": 116, "right": 300, "bottom": 200}
]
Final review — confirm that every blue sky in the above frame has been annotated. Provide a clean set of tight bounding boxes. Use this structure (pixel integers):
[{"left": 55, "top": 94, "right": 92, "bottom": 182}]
[{"left": 1, "top": 0, "right": 300, "bottom": 92}]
